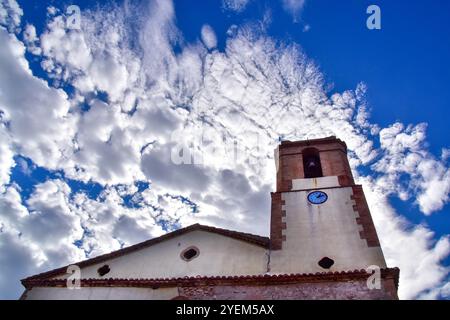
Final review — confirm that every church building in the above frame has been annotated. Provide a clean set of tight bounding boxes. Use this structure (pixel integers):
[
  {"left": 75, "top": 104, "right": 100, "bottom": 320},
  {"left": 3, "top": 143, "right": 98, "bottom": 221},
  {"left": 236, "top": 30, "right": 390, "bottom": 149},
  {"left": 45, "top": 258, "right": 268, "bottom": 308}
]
[{"left": 20, "top": 137, "right": 399, "bottom": 300}]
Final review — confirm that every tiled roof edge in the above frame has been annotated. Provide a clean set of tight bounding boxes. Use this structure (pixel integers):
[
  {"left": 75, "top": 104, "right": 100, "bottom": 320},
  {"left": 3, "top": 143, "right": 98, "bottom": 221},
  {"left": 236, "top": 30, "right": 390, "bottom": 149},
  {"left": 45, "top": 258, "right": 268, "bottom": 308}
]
[{"left": 22, "top": 268, "right": 400, "bottom": 289}]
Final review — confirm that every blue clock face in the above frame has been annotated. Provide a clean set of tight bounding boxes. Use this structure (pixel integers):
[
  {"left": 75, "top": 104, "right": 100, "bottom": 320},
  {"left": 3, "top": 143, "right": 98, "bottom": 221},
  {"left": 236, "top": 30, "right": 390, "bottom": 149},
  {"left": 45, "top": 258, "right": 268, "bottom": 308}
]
[{"left": 307, "top": 191, "right": 328, "bottom": 204}]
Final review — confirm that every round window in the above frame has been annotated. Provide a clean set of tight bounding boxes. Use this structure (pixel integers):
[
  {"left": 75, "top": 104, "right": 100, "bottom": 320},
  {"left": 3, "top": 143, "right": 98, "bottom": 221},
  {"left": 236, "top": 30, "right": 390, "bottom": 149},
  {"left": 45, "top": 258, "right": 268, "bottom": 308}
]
[{"left": 180, "top": 246, "right": 200, "bottom": 261}]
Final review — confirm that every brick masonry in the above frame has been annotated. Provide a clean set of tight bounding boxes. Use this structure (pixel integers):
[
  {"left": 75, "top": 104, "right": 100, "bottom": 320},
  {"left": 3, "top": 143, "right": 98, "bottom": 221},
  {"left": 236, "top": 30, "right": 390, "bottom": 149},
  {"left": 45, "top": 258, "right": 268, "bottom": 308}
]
[
  {"left": 270, "top": 192, "right": 285, "bottom": 250},
  {"left": 276, "top": 137, "right": 354, "bottom": 192},
  {"left": 22, "top": 268, "right": 400, "bottom": 300},
  {"left": 338, "top": 174, "right": 353, "bottom": 187},
  {"left": 273, "top": 137, "right": 379, "bottom": 251},
  {"left": 178, "top": 278, "right": 399, "bottom": 300},
  {"left": 351, "top": 185, "right": 381, "bottom": 247}
]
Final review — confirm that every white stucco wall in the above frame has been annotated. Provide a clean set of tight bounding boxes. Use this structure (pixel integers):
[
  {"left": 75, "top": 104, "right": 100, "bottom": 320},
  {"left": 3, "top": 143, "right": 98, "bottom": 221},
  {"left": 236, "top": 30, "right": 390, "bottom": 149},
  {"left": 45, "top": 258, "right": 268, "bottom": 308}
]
[
  {"left": 270, "top": 185, "right": 386, "bottom": 274},
  {"left": 24, "top": 287, "right": 178, "bottom": 300},
  {"left": 52, "top": 230, "right": 268, "bottom": 280},
  {"left": 24, "top": 230, "right": 269, "bottom": 300}
]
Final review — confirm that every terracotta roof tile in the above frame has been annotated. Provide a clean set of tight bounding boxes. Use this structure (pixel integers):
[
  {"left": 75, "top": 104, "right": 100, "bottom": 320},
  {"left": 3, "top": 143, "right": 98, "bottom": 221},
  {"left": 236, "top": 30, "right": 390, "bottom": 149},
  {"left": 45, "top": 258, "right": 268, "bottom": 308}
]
[{"left": 22, "top": 268, "right": 400, "bottom": 289}]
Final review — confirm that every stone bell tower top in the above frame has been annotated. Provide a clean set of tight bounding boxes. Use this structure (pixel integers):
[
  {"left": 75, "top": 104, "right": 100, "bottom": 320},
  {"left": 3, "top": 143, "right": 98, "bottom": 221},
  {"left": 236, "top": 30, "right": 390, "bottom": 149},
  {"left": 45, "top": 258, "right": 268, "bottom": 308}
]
[
  {"left": 275, "top": 136, "right": 354, "bottom": 192},
  {"left": 270, "top": 136, "right": 387, "bottom": 275}
]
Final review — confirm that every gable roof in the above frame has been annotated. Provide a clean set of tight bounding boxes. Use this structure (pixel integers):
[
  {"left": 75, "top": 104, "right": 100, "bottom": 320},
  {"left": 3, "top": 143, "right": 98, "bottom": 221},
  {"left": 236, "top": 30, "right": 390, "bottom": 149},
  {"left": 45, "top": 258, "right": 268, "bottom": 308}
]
[{"left": 22, "top": 223, "right": 270, "bottom": 281}]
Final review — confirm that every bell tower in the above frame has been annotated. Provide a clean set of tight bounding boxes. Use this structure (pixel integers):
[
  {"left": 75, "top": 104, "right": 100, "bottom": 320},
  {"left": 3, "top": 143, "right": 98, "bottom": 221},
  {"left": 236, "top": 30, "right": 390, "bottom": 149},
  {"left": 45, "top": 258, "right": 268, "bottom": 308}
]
[{"left": 269, "top": 136, "right": 387, "bottom": 274}]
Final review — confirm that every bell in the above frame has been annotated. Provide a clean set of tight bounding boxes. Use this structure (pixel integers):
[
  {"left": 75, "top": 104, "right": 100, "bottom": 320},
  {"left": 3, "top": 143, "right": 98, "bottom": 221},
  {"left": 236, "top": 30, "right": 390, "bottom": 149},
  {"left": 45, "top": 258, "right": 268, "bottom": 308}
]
[{"left": 307, "top": 159, "right": 317, "bottom": 168}]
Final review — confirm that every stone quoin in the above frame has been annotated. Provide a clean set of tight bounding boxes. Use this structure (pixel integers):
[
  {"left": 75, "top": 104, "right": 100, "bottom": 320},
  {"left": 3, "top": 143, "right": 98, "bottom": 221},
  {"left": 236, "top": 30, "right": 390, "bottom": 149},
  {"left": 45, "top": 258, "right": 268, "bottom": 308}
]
[{"left": 20, "top": 136, "right": 399, "bottom": 300}]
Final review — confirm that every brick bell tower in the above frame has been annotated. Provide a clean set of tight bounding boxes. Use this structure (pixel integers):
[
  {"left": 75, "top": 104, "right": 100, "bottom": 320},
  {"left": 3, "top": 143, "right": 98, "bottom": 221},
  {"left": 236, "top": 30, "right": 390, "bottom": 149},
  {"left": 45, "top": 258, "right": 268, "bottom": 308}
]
[{"left": 269, "top": 136, "right": 399, "bottom": 299}]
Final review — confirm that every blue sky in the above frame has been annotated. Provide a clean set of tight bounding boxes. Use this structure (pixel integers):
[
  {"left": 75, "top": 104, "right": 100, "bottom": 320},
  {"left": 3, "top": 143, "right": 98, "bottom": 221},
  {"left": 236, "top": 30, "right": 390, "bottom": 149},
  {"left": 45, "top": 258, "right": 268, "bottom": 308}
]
[
  {"left": 0, "top": 0, "right": 449, "bottom": 299},
  {"left": 18, "top": 0, "right": 450, "bottom": 153}
]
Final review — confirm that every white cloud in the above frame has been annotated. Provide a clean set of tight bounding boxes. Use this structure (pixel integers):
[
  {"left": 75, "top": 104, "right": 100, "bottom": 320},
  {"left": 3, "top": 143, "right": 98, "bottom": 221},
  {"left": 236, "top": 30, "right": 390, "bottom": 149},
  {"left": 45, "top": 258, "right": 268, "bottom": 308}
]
[
  {"left": 25, "top": 180, "right": 83, "bottom": 249},
  {"left": 138, "top": 0, "right": 179, "bottom": 86},
  {"left": 0, "top": 28, "right": 76, "bottom": 169},
  {"left": 39, "top": 7, "right": 142, "bottom": 103},
  {"left": 0, "top": 0, "right": 448, "bottom": 300},
  {"left": 40, "top": 16, "right": 93, "bottom": 74},
  {"left": 0, "top": 178, "right": 171, "bottom": 298},
  {"left": 0, "top": 181, "right": 85, "bottom": 299},
  {"left": 141, "top": 142, "right": 212, "bottom": 193},
  {"left": 418, "top": 281, "right": 450, "bottom": 300},
  {"left": 70, "top": 185, "right": 166, "bottom": 257},
  {"left": 201, "top": 24, "right": 217, "bottom": 49},
  {"left": 222, "top": 0, "right": 251, "bottom": 13},
  {"left": 0, "top": 0, "right": 22, "bottom": 33},
  {"left": 47, "top": 6, "right": 57, "bottom": 16},
  {"left": 281, "top": 0, "right": 306, "bottom": 22},
  {"left": 374, "top": 122, "right": 450, "bottom": 214},
  {"left": 415, "top": 158, "right": 450, "bottom": 214},
  {"left": 358, "top": 176, "right": 449, "bottom": 299},
  {"left": 23, "top": 24, "right": 41, "bottom": 55},
  {"left": 0, "top": 125, "right": 14, "bottom": 192},
  {"left": 0, "top": 232, "right": 40, "bottom": 299}
]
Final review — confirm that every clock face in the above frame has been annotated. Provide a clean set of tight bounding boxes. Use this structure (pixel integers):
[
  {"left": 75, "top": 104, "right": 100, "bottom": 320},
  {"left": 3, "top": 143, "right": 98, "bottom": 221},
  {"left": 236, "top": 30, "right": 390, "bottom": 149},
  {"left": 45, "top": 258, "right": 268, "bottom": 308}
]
[{"left": 307, "top": 191, "right": 328, "bottom": 204}]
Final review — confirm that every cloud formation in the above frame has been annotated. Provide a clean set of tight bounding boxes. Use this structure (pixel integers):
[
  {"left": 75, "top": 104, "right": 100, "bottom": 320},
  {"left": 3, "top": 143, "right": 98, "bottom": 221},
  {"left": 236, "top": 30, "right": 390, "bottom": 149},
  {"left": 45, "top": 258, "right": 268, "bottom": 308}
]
[
  {"left": 281, "top": 0, "right": 306, "bottom": 22},
  {"left": 0, "top": 0, "right": 448, "bottom": 300},
  {"left": 0, "top": 0, "right": 22, "bottom": 33},
  {"left": 201, "top": 24, "right": 217, "bottom": 49},
  {"left": 222, "top": 0, "right": 251, "bottom": 13}
]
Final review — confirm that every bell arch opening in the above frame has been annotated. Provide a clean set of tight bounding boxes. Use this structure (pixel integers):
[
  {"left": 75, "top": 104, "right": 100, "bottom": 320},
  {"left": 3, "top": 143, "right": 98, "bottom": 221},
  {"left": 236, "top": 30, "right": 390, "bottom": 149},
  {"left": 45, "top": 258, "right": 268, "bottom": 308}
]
[{"left": 302, "top": 148, "right": 323, "bottom": 178}]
